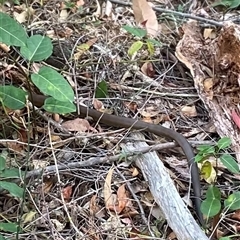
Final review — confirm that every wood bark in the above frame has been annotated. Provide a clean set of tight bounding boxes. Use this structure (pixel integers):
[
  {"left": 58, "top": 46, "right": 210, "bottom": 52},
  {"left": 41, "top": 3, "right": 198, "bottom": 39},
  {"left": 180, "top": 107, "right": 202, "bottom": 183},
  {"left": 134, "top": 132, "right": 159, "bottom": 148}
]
[{"left": 121, "top": 132, "right": 208, "bottom": 240}]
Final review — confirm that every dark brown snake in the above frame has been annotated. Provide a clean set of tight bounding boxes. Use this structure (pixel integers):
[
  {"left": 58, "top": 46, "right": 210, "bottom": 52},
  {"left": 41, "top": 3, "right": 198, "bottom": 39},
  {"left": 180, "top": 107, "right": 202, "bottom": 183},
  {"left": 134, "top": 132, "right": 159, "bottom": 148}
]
[{"left": 30, "top": 94, "right": 204, "bottom": 225}]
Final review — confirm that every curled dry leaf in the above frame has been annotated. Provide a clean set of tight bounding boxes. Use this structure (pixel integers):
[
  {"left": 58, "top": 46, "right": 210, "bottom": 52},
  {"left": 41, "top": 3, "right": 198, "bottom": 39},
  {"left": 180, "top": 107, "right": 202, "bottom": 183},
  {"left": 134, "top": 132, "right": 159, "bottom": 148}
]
[
  {"left": 61, "top": 118, "right": 97, "bottom": 132},
  {"left": 181, "top": 105, "right": 197, "bottom": 117},
  {"left": 93, "top": 99, "right": 104, "bottom": 111},
  {"left": 132, "top": 0, "right": 158, "bottom": 37},
  {"left": 141, "top": 62, "right": 155, "bottom": 77}
]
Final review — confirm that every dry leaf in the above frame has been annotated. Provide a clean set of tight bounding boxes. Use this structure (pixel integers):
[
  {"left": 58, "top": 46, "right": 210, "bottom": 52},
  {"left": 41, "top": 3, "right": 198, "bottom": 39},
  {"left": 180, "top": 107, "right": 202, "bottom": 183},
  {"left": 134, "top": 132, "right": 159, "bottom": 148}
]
[
  {"left": 93, "top": 99, "right": 104, "bottom": 111},
  {"left": 132, "top": 0, "right": 158, "bottom": 37},
  {"left": 232, "top": 110, "right": 240, "bottom": 130},
  {"left": 62, "top": 185, "right": 72, "bottom": 201},
  {"left": 104, "top": 168, "right": 115, "bottom": 209},
  {"left": 141, "top": 62, "right": 155, "bottom": 77},
  {"left": 61, "top": 118, "right": 97, "bottom": 132},
  {"left": 203, "top": 28, "right": 217, "bottom": 39},
  {"left": 117, "top": 184, "right": 128, "bottom": 213},
  {"left": 181, "top": 105, "right": 197, "bottom": 117}
]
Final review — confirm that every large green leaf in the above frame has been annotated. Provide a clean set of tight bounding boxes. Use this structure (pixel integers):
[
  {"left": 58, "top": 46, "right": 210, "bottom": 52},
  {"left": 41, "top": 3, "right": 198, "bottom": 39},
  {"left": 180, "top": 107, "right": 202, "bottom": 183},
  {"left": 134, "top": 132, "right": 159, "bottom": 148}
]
[
  {"left": 0, "top": 222, "right": 18, "bottom": 233},
  {"left": 0, "top": 12, "right": 28, "bottom": 47},
  {"left": 0, "top": 168, "right": 23, "bottom": 178},
  {"left": 0, "top": 181, "right": 24, "bottom": 198},
  {"left": 96, "top": 80, "right": 108, "bottom": 98},
  {"left": 224, "top": 192, "right": 240, "bottom": 210},
  {"left": 43, "top": 97, "right": 76, "bottom": 114},
  {"left": 220, "top": 154, "right": 239, "bottom": 174},
  {"left": 0, "top": 86, "right": 26, "bottom": 110},
  {"left": 20, "top": 35, "right": 53, "bottom": 62},
  {"left": 31, "top": 67, "right": 74, "bottom": 102}
]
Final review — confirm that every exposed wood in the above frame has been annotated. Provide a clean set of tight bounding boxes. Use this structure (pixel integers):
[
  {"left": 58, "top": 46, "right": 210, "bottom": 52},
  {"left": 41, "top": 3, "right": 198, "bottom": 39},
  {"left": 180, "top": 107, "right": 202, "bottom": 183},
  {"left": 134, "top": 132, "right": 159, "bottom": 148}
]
[{"left": 121, "top": 132, "right": 208, "bottom": 240}]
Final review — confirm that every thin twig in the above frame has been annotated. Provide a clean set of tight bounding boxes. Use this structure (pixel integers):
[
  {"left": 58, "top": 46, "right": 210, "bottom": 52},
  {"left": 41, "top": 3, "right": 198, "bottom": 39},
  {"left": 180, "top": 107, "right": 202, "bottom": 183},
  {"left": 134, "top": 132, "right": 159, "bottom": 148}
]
[{"left": 108, "top": 0, "right": 223, "bottom": 27}]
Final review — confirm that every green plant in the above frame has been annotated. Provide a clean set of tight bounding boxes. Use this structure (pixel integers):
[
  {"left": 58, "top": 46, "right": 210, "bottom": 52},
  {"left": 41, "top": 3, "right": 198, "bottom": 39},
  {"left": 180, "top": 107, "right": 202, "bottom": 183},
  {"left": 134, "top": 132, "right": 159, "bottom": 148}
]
[
  {"left": 0, "top": 155, "right": 24, "bottom": 238},
  {"left": 0, "top": 12, "right": 79, "bottom": 239},
  {"left": 195, "top": 137, "right": 240, "bottom": 223},
  {"left": 212, "top": 0, "right": 240, "bottom": 9},
  {"left": 0, "top": 12, "right": 76, "bottom": 114},
  {"left": 122, "top": 25, "right": 162, "bottom": 58}
]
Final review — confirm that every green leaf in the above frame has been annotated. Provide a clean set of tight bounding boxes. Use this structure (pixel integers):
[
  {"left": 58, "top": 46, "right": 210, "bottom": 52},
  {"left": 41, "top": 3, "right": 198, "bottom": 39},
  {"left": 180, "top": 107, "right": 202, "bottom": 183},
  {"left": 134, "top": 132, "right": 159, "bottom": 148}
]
[
  {"left": 96, "top": 80, "right": 108, "bottom": 98},
  {"left": 0, "top": 157, "right": 6, "bottom": 171},
  {"left": 219, "top": 237, "right": 231, "bottom": 240},
  {"left": 0, "top": 12, "right": 28, "bottom": 47},
  {"left": 43, "top": 97, "right": 76, "bottom": 114},
  {"left": 217, "top": 137, "right": 231, "bottom": 150},
  {"left": 0, "top": 168, "right": 23, "bottom": 178},
  {"left": 20, "top": 35, "right": 53, "bottom": 62},
  {"left": 146, "top": 40, "right": 154, "bottom": 56},
  {"left": 196, "top": 145, "right": 216, "bottom": 154},
  {"left": 224, "top": 192, "right": 240, "bottom": 210},
  {"left": 31, "top": 67, "right": 74, "bottom": 102},
  {"left": 0, "top": 181, "right": 24, "bottom": 198},
  {"left": 147, "top": 39, "right": 162, "bottom": 47},
  {"left": 0, "top": 222, "right": 18, "bottom": 233},
  {"left": 200, "top": 198, "right": 221, "bottom": 218},
  {"left": 201, "top": 186, "right": 221, "bottom": 217},
  {"left": 122, "top": 25, "right": 147, "bottom": 38},
  {"left": 195, "top": 153, "right": 204, "bottom": 162},
  {"left": 0, "top": 234, "right": 8, "bottom": 240},
  {"left": 220, "top": 154, "right": 239, "bottom": 174},
  {"left": 128, "top": 41, "right": 144, "bottom": 57},
  {"left": 0, "top": 86, "right": 26, "bottom": 109},
  {"left": 212, "top": 0, "right": 240, "bottom": 8},
  {"left": 206, "top": 185, "right": 221, "bottom": 200}
]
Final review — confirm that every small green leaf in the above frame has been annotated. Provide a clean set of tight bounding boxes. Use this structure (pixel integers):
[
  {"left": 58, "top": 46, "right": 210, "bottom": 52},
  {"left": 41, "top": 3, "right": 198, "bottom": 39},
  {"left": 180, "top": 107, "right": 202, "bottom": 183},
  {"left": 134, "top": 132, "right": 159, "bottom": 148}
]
[
  {"left": 196, "top": 145, "right": 216, "bottom": 154},
  {"left": 0, "top": 222, "right": 18, "bottom": 233},
  {"left": 122, "top": 25, "right": 147, "bottom": 38},
  {"left": 200, "top": 198, "right": 221, "bottom": 218},
  {"left": 212, "top": 0, "right": 240, "bottom": 8},
  {"left": 206, "top": 185, "right": 221, "bottom": 200},
  {"left": 224, "top": 192, "right": 240, "bottom": 211},
  {"left": 219, "top": 237, "right": 231, "bottom": 240},
  {"left": 146, "top": 40, "right": 154, "bottom": 56},
  {"left": 20, "top": 35, "right": 53, "bottom": 62},
  {"left": 0, "top": 234, "right": 8, "bottom": 240},
  {"left": 0, "top": 12, "right": 28, "bottom": 47},
  {"left": 128, "top": 41, "right": 144, "bottom": 57},
  {"left": 43, "top": 97, "right": 76, "bottom": 114},
  {"left": 0, "top": 157, "right": 6, "bottom": 171},
  {"left": 0, "top": 168, "right": 23, "bottom": 178},
  {"left": 31, "top": 66, "right": 74, "bottom": 102},
  {"left": 0, "top": 181, "right": 24, "bottom": 198},
  {"left": 96, "top": 80, "right": 108, "bottom": 98},
  {"left": 0, "top": 86, "right": 26, "bottom": 109},
  {"left": 195, "top": 153, "right": 204, "bottom": 162},
  {"left": 147, "top": 39, "right": 162, "bottom": 47},
  {"left": 220, "top": 154, "right": 239, "bottom": 174},
  {"left": 217, "top": 137, "right": 231, "bottom": 150}
]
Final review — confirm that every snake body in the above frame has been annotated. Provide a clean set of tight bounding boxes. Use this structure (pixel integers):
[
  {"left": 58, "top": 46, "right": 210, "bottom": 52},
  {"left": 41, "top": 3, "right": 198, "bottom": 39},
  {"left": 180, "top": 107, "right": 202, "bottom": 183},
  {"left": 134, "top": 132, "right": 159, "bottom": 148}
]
[{"left": 30, "top": 94, "right": 203, "bottom": 225}]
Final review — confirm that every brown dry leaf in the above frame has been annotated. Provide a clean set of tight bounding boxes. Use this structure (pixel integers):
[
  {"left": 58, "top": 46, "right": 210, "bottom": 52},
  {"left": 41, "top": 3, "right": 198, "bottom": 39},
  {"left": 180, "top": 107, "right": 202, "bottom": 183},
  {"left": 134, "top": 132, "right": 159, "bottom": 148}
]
[
  {"left": 203, "top": 28, "right": 217, "bottom": 39},
  {"left": 203, "top": 78, "right": 213, "bottom": 99},
  {"left": 231, "top": 110, "right": 240, "bottom": 130},
  {"left": 76, "top": 0, "right": 84, "bottom": 7},
  {"left": 62, "top": 185, "right": 72, "bottom": 201},
  {"left": 180, "top": 105, "right": 197, "bottom": 117},
  {"left": 117, "top": 184, "right": 128, "bottom": 213},
  {"left": 93, "top": 99, "right": 104, "bottom": 111},
  {"left": 132, "top": 0, "right": 158, "bottom": 37},
  {"left": 61, "top": 118, "right": 97, "bottom": 132},
  {"left": 89, "top": 195, "right": 101, "bottom": 216},
  {"left": 123, "top": 101, "right": 138, "bottom": 112},
  {"left": 42, "top": 179, "right": 54, "bottom": 194},
  {"left": 104, "top": 167, "right": 115, "bottom": 210},
  {"left": 132, "top": 167, "right": 139, "bottom": 177},
  {"left": 141, "top": 62, "right": 155, "bottom": 77}
]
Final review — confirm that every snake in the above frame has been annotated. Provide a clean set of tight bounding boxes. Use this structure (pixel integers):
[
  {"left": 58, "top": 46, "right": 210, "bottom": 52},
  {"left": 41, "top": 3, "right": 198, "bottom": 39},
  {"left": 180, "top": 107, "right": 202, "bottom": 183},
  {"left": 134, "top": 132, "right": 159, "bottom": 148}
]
[{"left": 30, "top": 93, "right": 204, "bottom": 225}]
